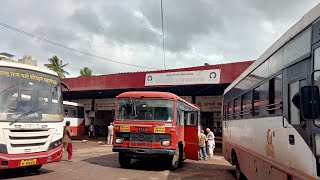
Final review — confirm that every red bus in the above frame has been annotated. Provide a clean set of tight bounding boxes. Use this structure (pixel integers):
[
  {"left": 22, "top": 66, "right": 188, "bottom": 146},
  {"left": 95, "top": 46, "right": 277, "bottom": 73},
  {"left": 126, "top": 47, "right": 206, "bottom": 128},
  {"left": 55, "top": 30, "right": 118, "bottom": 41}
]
[{"left": 112, "top": 91, "right": 200, "bottom": 170}]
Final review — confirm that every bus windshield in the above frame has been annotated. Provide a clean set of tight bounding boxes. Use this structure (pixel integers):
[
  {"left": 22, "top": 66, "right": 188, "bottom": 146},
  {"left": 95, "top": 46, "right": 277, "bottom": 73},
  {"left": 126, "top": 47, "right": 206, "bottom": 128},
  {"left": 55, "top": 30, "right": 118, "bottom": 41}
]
[
  {"left": 117, "top": 98, "right": 174, "bottom": 121},
  {"left": 0, "top": 67, "right": 62, "bottom": 122}
]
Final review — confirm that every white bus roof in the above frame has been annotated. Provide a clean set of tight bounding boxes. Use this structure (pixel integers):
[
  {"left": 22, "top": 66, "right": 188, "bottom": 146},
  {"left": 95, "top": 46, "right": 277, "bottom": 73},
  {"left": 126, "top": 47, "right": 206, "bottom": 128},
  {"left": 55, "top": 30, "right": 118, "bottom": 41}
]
[
  {"left": 63, "top": 101, "right": 84, "bottom": 107},
  {"left": 0, "top": 60, "right": 58, "bottom": 76},
  {"left": 224, "top": 3, "right": 320, "bottom": 95}
]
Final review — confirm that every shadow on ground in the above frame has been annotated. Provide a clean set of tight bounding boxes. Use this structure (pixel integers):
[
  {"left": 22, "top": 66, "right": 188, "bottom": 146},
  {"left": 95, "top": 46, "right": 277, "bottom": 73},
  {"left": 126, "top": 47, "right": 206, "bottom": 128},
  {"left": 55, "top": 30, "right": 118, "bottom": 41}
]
[
  {"left": 0, "top": 168, "right": 53, "bottom": 179},
  {"left": 83, "top": 153, "right": 236, "bottom": 179},
  {"left": 83, "top": 153, "right": 172, "bottom": 171}
]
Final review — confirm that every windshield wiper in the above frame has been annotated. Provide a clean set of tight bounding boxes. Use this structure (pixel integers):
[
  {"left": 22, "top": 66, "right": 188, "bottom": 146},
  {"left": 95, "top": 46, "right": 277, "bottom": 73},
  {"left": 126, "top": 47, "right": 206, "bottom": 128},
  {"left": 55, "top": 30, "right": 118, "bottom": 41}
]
[{"left": 9, "top": 108, "right": 46, "bottom": 125}]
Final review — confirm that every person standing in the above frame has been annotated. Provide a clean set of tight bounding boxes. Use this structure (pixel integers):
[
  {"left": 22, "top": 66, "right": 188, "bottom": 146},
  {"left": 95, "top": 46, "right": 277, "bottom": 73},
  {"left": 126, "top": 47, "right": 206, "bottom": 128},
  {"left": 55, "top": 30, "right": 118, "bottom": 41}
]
[
  {"left": 88, "top": 122, "right": 95, "bottom": 139},
  {"left": 107, "top": 122, "right": 114, "bottom": 145},
  {"left": 198, "top": 130, "right": 208, "bottom": 160},
  {"left": 206, "top": 128, "right": 215, "bottom": 158},
  {"left": 62, "top": 121, "right": 73, "bottom": 162}
]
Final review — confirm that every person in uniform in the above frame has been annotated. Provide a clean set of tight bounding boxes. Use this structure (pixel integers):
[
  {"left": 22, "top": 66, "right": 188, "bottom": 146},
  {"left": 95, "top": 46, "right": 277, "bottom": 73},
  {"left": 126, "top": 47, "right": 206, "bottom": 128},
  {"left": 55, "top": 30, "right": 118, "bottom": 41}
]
[
  {"left": 107, "top": 122, "right": 114, "bottom": 145},
  {"left": 206, "top": 128, "right": 215, "bottom": 158}
]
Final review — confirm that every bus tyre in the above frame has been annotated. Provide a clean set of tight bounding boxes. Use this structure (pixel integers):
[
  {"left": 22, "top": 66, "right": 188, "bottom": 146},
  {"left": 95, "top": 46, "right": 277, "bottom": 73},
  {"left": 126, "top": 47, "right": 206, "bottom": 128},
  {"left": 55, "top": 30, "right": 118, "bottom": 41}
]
[
  {"left": 235, "top": 158, "right": 246, "bottom": 180},
  {"left": 169, "top": 149, "right": 180, "bottom": 170},
  {"left": 178, "top": 145, "right": 184, "bottom": 167},
  {"left": 119, "top": 153, "right": 131, "bottom": 168},
  {"left": 26, "top": 165, "right": 42, "bottom": 172}
]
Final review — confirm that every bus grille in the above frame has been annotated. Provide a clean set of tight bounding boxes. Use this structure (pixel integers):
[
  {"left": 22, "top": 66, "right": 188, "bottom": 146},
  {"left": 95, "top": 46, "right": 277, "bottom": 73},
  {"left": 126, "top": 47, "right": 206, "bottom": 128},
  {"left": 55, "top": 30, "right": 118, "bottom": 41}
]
[
  {"left": 116, "top": 132, "right": 171, "bottom": 142},
  {"left": 6, "top": 129, "right": 51, "bottom": 149}
]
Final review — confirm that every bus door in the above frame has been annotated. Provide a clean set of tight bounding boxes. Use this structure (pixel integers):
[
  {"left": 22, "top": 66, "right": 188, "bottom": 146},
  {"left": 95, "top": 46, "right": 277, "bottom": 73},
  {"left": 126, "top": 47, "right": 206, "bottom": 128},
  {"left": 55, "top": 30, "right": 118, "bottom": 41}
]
[
  {"left": 184, "top": 111, "right": 199, "bottom": 160},
  {"left": 285, "top": 60, "right": 313, "bottom": 168},
  {"left": 312, "top": 43, "right": 320, "bottom": 171}
]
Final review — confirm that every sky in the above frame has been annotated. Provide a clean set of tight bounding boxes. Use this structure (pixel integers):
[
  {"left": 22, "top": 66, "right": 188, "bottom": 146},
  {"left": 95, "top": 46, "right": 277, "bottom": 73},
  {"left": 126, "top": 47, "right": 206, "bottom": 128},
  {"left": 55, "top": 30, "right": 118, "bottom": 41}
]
[{"left": 0, "top": 0, "right": 319, "bottom": 77}]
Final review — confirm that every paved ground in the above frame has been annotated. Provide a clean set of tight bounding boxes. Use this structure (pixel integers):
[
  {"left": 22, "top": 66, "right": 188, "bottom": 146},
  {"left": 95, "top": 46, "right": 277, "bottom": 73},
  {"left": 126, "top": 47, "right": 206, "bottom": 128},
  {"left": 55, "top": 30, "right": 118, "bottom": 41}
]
[{"left": 0, "top": 140, "right": 236, "bottom": 180}]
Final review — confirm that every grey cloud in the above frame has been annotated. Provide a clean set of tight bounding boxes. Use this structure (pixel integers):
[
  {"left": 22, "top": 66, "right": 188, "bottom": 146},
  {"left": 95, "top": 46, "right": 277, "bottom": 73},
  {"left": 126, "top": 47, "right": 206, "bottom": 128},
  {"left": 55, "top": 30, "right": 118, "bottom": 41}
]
[
  {"left": 71, "top": 9, "right": 105, "bottom": 34},
  {"left": 69, "top": 4, "right": 160, "bottom": 47},
  {"left": 140, "top": 0, "right": 224, "bottom": 52},
  {"left": 34, "top": 26, "right": 79, "bottom": 44}
]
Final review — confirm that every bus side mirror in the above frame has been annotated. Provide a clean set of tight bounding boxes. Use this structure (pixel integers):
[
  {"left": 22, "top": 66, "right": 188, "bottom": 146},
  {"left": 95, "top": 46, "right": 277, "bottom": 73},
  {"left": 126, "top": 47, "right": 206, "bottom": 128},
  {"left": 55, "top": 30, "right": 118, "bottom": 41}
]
[
  {"left": 300, "top": 86, "right": 320, "bottom": 120},
  {"left": 61, "top": 81, "right": 70, "bottom": 91}
]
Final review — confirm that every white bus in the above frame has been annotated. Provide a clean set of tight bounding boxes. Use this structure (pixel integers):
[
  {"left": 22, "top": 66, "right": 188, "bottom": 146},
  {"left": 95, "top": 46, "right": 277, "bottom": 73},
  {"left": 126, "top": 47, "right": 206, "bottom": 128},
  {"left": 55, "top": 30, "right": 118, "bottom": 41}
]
[
  {"left": 63, "top": 101, "right": 85, "bottom": 136},
  {"left": 223, "top": 3, "right": 320, "bottom": 180},
  {"left": 0, "top": 60, "right": 66, "bottom": 171}
]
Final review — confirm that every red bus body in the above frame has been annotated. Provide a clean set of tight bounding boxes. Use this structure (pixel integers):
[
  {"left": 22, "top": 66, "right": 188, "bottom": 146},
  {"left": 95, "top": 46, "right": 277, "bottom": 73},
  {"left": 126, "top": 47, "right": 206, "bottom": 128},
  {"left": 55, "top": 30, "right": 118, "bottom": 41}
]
[{"left": 112, "top": 92, "right": 199, "bottom": 169}]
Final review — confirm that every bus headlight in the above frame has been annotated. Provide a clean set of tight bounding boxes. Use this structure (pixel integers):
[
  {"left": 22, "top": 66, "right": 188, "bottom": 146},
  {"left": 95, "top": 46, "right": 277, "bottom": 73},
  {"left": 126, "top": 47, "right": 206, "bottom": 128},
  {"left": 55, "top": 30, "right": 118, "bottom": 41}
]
[
  {"left": 161, "top": 140, "right": 171, "bottom": 146},
  {"left": 115, "top": 138, "right": 124, "bottom": 144},
  {"left": 0, "top": 144, "right": 8, "bottom": 154},
  {"left": 48, "top": 139, "right": 62, "bottom": 150}
]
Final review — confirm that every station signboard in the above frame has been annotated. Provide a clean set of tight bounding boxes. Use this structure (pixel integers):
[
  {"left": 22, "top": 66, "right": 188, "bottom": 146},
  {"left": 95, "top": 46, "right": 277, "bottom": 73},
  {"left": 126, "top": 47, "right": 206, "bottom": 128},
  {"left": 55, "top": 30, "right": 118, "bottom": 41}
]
[{"left": 145, "top": 69, "right": 221, "bottom": 86}]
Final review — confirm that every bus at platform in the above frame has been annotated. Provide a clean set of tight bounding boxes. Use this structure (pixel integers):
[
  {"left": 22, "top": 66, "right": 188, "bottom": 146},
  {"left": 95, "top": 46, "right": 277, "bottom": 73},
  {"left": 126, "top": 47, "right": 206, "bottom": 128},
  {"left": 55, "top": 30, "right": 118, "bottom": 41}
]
[
  {"left": 112, "top": 91, "right": 200, "bottom": 170},
  {"left": 223, "top": 3, "right": 320, "bottom": 180},
  {"left": 0, "top": 60, "right": 65, "bottom": 171},
  {"left": 63, "top": 101, "right": 85, "bottom": 136}
]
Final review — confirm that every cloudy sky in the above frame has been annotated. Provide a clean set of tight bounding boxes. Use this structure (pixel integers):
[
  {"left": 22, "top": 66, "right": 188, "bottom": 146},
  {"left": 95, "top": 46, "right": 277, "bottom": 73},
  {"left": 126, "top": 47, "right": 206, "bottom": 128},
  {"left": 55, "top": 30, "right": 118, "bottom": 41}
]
[{"left": 0, "top": 0, "right": 319, "bottom": 77}]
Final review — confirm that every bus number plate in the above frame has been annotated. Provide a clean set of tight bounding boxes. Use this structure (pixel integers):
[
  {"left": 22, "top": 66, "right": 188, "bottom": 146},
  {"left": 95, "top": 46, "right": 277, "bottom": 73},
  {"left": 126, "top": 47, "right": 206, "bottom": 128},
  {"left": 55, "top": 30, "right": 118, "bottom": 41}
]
[
  {"left": 120, "top": 125, "right": 130, "bottom": 132},
  {"left": 154, "top": 126, "right": 165, "bottom": 133},
  {"left": 20, "top": 159, "right": 37, "bottom": 166}
]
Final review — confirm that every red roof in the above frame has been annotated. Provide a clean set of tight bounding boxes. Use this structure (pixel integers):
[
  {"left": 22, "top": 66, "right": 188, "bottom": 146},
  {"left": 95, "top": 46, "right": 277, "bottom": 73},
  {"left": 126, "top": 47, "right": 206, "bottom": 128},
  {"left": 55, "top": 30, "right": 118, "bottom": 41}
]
[{"left": 62, "top": 61, "right": 254, "bottom": 91}]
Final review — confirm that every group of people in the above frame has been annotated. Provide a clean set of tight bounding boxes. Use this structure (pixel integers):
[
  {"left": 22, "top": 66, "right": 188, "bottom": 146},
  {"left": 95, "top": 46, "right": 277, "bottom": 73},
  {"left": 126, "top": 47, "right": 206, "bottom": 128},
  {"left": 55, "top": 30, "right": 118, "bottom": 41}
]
[
  {"left": 198, "top": 128, "right": 215, "bottom": 161},
  {"left": 88, "top": 122, "right": 114, "bottom": 144},
  {"left": 61, "top": 121, "right": 115, "bottom": 162}
]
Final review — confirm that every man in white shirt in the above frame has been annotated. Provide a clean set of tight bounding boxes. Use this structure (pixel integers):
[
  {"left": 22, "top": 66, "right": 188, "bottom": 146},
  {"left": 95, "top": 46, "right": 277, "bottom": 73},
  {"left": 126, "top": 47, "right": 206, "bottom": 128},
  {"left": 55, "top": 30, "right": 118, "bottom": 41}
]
[
  {"left": 88, "top": 122, "right": 95, "bottom": 139},
  {"left": 107, "top": 122, "right": 114, "bottom": 145},
  {"left": 206, "top": 128, "right": 215, "bottom": 158}
]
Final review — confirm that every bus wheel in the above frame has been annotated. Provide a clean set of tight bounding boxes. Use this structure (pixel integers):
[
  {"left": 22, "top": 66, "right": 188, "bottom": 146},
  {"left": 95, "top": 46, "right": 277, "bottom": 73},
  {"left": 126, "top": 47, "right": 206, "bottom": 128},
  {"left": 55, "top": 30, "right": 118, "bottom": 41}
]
[
  {"left": 169, "top": 149, "right": 180, "bottom": 170},
  {"left": 26, "top": 165, "right": 42, "bottom": 172},
  {"left": 119, "top": 153, "right": 131, "bottom": 168},
  {"left": 235, "top": 158, "right": 246, "bottom": 180},
  {"left": 178, "top": 145, "right": 184, "bottom": 167}
]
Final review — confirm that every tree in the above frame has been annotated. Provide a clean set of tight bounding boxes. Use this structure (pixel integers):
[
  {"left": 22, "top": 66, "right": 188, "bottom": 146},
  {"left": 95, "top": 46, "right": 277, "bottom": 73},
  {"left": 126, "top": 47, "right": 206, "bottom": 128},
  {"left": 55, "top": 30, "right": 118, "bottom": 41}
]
[
  {"left": 80, "top": 67, "right": 93, "bottom": 76},
  {"left": 44, "top": 56, "right": 69, "bottom": 78}
]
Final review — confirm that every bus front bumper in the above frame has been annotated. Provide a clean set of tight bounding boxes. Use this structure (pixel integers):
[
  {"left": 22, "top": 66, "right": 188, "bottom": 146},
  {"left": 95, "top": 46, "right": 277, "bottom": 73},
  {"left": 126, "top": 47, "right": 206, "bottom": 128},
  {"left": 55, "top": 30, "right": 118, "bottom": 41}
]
[
  {"left": 113, "top": 146, "right": 176, "bottom": 158},
  {"left": 0, "top": 145, "right": 63, "bottom": 169}
]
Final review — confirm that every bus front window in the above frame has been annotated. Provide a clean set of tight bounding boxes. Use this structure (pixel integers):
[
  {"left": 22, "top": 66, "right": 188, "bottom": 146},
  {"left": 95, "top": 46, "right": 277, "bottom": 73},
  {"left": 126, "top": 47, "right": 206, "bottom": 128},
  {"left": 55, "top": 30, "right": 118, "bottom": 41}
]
[
  {"left": 0, "top": 67, "right": 62, "bottom": 122},
  {"left": 117, "top": 98, "right": 174, "bottom": 121}
]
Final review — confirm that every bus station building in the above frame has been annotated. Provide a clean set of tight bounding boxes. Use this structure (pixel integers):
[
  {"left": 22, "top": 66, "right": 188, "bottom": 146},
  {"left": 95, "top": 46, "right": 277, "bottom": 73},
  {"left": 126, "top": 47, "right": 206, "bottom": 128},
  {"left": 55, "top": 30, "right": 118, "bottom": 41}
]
[{"left": 62, "top": 61, "right": 253, "bottom": 137}]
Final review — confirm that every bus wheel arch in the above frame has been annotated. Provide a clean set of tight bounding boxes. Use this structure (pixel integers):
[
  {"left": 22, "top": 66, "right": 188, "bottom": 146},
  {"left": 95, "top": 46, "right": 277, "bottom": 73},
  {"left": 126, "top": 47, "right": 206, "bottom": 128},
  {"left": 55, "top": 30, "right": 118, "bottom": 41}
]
[
  {"left": 231, "top": 149, "right": 246, "bottom": 180},
  {"left": 231, "top": 148, "right": 237, "bottom": 165},
  {"left": 178, "top": 141, "right": 184, "bottom": 166}
]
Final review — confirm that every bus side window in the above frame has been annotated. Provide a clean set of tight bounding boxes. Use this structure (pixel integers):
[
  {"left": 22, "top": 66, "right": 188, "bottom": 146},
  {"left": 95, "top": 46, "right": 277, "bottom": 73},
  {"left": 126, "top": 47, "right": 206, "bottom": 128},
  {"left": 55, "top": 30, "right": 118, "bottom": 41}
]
[
  {"left": 177, "top": 110, "right": 184, "bottom": 125},
  {"left": 289, "top": 81, "right": 300, "bottom": 125},
  {"left": 186, "top": 112, "right": 197, "bottom": 126},
  {"left": 242, "top": 91, "right": 252, "bottom": 118},
  {"left": 253, "top": 87, "right": 260, "bottom": 116},
  {"left": 64, "top": 107, "right": 69, "bottom": 117},
  {"left": 180, "top": 111, "right": 185, "bottom": 126},
  {"left": 268, "top": 78, "right": 276, "bottom": 114},
  {"left": 227, "top": 102, "right": 230, "bottom": 119},
  {"left": 191, "top": 112, "right": 197, "bottom": 125},
  {"left": 268, "top": 74, "right": 283, "bottom": 115}
]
